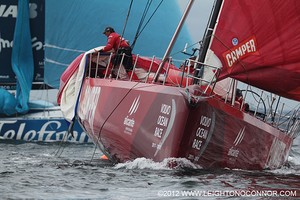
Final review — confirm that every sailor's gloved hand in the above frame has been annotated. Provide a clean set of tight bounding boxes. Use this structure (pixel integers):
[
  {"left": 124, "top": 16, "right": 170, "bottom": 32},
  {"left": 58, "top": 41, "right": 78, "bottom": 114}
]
[{"left": 94, "top": 49, "right": 103, "bottom": 53}]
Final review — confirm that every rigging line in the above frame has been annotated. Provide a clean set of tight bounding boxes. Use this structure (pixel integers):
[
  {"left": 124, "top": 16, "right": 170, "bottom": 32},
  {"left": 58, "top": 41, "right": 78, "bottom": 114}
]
[
  {"left": 277, "top": 104, "right": 300, "bottom": 125},
  {"left": 131, "top": 0, "right": 153, "bottom": 49},
  {"left": 52, "top": 130, "right": 69, "bottom": 157},
  {"left": 137, "top": 0, "right": 164, "bottom": 38},
  {"left": 132, "top": 0, "right": 164, "bottom": 49},
  {"left": 118, "top": 0, "right": 133, "bottom": 49},
  {"left": 136, "top": 0, "right": 152, "bottom": 35},
  {"left": 90, "top": 81, "right": 141, "bottom": 163}
]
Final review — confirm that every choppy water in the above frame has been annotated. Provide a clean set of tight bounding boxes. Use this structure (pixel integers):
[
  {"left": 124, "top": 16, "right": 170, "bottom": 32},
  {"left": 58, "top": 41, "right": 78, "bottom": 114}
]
[{"left": 1, "top": 137, "right": 300, "bottom": 200}]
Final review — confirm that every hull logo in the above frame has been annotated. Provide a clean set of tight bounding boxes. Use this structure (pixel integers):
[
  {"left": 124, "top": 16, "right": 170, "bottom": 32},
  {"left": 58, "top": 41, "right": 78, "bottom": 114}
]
[
  {"left": 222, "top": 36, "right": 259, "bottom": 68},
  {"left": 128, "top": 95, "right": 140, "bottom": 115},
  {"left": 227, "top": 126, "right": 245, "bottom": 159},
  {"left": 233, "top": 126, "right": 245, "bottom": 146},
  {"left": 123, "top": 95, "right": 140, "bottom": 134}
]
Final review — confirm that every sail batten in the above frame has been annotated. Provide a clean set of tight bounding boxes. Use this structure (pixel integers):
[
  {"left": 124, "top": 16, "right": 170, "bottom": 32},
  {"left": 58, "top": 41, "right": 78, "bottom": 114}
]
[{"left": 210, "top": 0, "right": 300, "bottom": 101}]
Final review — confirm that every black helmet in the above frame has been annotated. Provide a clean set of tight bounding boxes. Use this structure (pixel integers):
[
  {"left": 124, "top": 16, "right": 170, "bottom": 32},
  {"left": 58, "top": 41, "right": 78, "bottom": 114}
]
[{"left": 103, "top": 27, "right": 115, "bottom": 34}]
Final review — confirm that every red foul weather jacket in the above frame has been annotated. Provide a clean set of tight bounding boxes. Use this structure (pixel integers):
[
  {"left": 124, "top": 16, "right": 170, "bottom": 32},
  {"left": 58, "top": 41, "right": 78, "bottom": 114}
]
[{"left": 102, "top": 32, "right": 130, "bottom": 52}]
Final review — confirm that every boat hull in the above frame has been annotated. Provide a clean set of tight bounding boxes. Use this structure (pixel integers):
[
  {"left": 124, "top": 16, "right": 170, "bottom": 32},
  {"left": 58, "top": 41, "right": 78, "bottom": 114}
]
[
  {"left": 0, "top": 109, "right": 90, "bottom": 143},
  {"left": 77, "top": 78, "right": 293, "bottom": 169}
]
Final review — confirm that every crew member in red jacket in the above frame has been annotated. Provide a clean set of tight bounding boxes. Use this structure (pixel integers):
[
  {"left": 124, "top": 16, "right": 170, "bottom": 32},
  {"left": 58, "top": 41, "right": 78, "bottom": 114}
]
[{"left": 98, "top": 27, "right": 133, "bottom": 80}]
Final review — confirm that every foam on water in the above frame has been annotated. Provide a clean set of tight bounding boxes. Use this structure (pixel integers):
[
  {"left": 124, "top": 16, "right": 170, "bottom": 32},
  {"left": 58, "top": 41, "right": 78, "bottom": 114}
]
[
  {"left": 114, "top": 157, "right": 202, "bottom": 170},
  {"left": 288, "top": 155, "right": 300, "bottom": 166},
  {"left": 267, "top": 136, "right": 300, "bottom": 175},
  {"left": 269, "top": 166, "right": 300, "bottom": 176}
]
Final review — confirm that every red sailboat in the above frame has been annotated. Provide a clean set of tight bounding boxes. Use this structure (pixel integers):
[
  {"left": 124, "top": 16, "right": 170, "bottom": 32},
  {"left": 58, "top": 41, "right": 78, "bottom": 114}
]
[{"left": 58, "top": 0, "right": 300, "bottom": 169}]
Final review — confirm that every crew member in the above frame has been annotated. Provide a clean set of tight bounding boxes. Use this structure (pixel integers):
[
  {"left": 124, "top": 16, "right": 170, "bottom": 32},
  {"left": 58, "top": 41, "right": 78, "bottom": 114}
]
[
  {"left": 236, "top": 89, "right": 249, "bottom": 112},
  {"left": 97, "top": 27, "right": 133, "bottom": 80}
]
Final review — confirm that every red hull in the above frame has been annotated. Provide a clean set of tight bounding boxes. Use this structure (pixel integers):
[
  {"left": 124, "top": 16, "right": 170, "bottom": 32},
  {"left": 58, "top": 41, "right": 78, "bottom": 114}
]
[
  {"left": 58, "top": 0, "right": 300, "bottom": 170},
  {"left": 77, "top": 78, "right": 293, "bottom": 170}
]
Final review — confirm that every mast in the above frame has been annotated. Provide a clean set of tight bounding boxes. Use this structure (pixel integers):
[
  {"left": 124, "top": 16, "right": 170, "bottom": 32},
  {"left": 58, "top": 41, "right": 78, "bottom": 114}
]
[
  {"left": 193, "top": 0, "right": 223, "bottom": 83},
  {"left": 153, "top": 0, "right": 194, "bottom": 83}
]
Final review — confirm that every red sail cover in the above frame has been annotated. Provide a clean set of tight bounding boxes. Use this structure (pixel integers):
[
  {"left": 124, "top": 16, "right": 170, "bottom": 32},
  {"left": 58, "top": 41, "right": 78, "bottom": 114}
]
[{"left": 211, "top": 0, "right": 300, "bottom": 101}]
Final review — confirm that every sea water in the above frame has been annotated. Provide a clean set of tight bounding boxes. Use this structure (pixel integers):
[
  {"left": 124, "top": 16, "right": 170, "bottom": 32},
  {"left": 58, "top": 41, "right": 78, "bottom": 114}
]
[{"left": 0, "top": 137, "right": 300, "bottom": 200}]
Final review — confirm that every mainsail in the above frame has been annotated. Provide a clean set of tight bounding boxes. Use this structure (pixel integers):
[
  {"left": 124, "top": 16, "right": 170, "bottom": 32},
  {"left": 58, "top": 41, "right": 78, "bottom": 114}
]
[{"left": 209, "top": 0, "right": 300, "bottom": 101}]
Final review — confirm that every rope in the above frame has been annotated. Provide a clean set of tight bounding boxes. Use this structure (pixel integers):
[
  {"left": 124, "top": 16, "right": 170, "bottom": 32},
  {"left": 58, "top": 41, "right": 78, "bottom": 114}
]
[
  {"left": 131, "top": 0, "right": 153, "bottom": 48},
  {"left": 131, "top": 0, "right": 164, "bottom": 49},
  {"left": 119, "top": 0, "right": 133, "bottom": 45},
  {"left": 52, "top": 130, "right": 70, "bottom": 157},
  {"left": 90, "top": 81, "right": 140, "bottom": 163}
]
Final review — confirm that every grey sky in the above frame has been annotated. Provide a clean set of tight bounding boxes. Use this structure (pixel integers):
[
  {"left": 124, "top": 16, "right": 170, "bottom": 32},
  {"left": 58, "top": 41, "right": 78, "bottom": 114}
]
[{"left": 177, "top": 0, "right": 214, "bottom": 42}]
